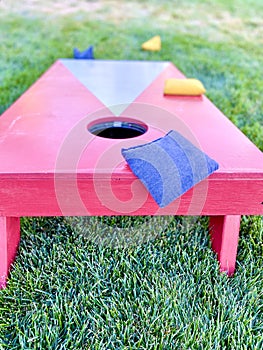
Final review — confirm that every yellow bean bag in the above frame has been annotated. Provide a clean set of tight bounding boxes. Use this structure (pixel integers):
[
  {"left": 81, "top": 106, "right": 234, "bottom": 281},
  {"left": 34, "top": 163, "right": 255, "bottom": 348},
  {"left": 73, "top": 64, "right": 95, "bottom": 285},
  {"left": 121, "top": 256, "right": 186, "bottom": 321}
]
[
  {"left": 141, "top": 35, "right": 161, "bottom": 52},
  {"left": 164, "top": 78, "right": 206, "bottom": 96}
]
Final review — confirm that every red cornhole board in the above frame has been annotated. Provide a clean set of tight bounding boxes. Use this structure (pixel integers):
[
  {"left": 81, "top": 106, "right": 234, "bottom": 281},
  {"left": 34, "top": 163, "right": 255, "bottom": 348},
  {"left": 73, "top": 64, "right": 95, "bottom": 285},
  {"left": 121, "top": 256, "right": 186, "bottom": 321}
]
[{"left": 0, "top": 59, "right": 263, "bottom": 287}]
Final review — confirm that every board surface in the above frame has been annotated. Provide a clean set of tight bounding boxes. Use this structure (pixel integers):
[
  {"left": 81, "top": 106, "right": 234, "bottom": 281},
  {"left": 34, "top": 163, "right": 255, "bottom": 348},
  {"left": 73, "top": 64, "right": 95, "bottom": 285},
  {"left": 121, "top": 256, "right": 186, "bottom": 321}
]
[{"left": 0, "top": 59, "right": 262, "bottom": 216}]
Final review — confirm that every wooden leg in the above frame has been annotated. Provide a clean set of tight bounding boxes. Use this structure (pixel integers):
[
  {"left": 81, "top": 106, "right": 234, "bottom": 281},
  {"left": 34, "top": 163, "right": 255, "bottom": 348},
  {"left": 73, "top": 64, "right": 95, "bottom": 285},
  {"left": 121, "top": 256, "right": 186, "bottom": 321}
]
[
  {"left": 209, "top": 215, "right": 241, "bottom": 276},
  {"left": 0, "top": 217, "right": 20, "bottom": 289}
]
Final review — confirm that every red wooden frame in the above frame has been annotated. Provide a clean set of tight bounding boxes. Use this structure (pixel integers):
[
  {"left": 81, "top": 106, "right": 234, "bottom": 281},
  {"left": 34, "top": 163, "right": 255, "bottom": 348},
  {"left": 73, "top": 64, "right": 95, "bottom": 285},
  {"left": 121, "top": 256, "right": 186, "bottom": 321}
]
[{"left": 0, "top": 60, "right": 262, "bottom": 287}]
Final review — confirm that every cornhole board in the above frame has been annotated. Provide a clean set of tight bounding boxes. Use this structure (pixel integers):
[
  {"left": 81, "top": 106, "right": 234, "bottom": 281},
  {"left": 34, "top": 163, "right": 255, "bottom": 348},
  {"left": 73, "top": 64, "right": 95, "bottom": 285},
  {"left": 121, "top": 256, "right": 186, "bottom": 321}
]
[{"left": 0, "top": 59, "right": 263, "bottom": 287}]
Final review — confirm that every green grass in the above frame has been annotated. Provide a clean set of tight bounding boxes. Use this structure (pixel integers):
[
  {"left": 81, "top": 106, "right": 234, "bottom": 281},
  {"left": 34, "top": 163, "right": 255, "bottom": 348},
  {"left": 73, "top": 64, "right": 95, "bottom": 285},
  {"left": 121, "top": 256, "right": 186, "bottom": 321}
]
[{"left": 0, "top": 1, "right": 263, "bottom": 348}]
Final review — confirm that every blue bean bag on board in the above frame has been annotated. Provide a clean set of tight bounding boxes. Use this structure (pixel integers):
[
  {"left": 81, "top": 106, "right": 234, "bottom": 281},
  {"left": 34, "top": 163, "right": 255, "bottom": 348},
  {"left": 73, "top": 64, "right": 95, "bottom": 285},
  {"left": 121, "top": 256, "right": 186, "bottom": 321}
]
[{"left": 121, "top": 130, "right": 219, "bottom": 207}]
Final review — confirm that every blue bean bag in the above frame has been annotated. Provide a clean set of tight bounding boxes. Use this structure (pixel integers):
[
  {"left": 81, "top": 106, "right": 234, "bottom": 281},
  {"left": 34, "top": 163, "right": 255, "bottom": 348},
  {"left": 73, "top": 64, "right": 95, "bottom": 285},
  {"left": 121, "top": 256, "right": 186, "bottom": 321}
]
[
  {"left": 121, "top": 130, "right": 219, "bottom": 207},
  {"left": 73, "top": 45, "right": 94, "bottom": 59}
]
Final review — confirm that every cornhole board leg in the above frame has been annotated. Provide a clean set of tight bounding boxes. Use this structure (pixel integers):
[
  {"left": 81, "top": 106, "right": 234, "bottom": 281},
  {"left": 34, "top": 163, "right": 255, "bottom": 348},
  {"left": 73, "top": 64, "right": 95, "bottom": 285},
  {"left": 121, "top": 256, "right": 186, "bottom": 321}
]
[
  {"left": 209, "top": 215, "right": 241, "bottom": 276},
  {"left": 0, "top": 217, "right": 20, "bottom": 289}
]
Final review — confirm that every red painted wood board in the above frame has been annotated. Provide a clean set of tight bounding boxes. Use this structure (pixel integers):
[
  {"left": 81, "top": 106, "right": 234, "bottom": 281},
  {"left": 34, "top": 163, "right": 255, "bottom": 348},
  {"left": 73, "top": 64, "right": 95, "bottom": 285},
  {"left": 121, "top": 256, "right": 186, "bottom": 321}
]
[
  {"left": 0, "top": 60, "right": 262, "bottom": 217},
  {"left": 0, "top": 217, "right": 20, "bottom": 288},
  {"left": 0, "top": 59, "right": 262, "bottom": 281},
  {"left": 0, "top": 176, "right": 262, "bottom": 216}
]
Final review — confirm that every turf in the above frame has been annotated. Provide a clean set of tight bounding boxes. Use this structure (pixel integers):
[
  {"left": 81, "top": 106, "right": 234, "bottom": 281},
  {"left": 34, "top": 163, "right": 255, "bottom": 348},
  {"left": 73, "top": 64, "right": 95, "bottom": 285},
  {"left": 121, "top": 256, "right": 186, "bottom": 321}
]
[{"left": 0, "top": 1, "right": 263, "bottom": 349}]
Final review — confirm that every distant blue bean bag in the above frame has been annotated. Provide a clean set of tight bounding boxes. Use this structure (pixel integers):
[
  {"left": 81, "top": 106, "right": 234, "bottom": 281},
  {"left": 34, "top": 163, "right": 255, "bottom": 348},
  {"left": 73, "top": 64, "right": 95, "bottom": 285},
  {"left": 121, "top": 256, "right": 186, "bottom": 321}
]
[
  {"left": 121, "top": 130, "right": 219, "bottom": 207},
  {"left": 73, "top": 45, "right": 94, "bottom": 59}
]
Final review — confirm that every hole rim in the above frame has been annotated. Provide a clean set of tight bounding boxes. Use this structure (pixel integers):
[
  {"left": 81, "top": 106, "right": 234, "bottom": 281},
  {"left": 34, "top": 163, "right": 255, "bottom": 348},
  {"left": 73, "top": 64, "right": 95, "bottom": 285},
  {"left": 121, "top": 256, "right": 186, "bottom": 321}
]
[{"left": 87, "top": 117, "right": 148, "bottom": 139}]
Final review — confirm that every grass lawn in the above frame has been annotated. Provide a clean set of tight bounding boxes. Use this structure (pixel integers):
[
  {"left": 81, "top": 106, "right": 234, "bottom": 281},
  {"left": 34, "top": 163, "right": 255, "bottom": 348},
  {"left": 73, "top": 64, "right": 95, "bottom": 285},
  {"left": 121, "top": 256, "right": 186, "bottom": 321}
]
[{"left": 0, "top": 0, "right": 263, "bottom": 348}]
